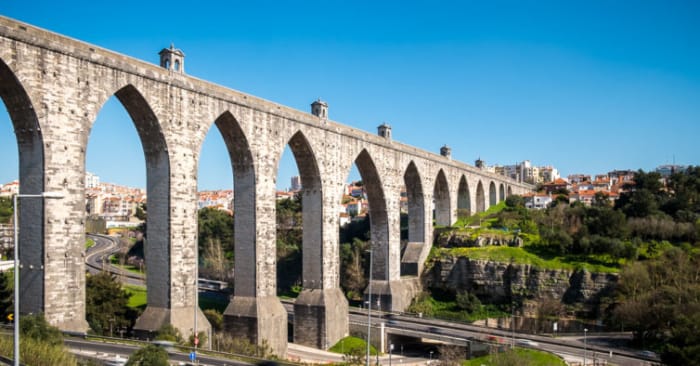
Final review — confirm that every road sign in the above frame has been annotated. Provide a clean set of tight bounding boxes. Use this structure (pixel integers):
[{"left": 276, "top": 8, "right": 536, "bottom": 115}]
[
  {"left": 6, "top": 313, "right": 12, "bottom": 322},
  {"left": 189, "top": 351, "right": 196, "bottom": 361},
  {"left": 194, "top": 336, "right": 199, "bottom": 346}
]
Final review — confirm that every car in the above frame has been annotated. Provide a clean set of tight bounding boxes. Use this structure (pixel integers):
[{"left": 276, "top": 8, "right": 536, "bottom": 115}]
[
  {"left": 638, "top": 350, "right": 658, "bottom": 359},
  {"left": 487, "top": 335, "right": 503, "bottom": 343},
  {"left": 515, "top": 338, "right": 539, "bottom": 347}
]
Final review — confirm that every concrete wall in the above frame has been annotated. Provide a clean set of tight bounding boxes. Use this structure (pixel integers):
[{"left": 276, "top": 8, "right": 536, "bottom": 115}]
[{"left": 0, "top": 15, "right": 533, "bottom": 355}]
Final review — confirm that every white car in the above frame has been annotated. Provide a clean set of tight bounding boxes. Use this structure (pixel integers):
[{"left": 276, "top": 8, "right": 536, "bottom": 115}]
[{"left": 516, "top": 338, "right": 539, "bottom": 347}]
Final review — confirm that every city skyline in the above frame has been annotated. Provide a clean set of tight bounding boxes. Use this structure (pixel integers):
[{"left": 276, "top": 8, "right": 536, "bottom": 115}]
[{"left": 0, "top": 2, "right": 698, "bottom": 190}]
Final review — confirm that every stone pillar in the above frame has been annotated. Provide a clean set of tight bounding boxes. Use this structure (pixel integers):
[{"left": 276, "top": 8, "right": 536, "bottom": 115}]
[
  {"left": 223, "top": 113, "right": 287, "bottom": 357},
  {"left": 131, "top": 87, "right": 210, "bottom": 344},
  {"left": 365, "top": 178, "right": 417, "bottom": 313},
  {"left": 294, "top": 168, "right": 348, "bottom": 349},
  {"left": 39, "top": 106, "right": 90, "bottom": 333}
]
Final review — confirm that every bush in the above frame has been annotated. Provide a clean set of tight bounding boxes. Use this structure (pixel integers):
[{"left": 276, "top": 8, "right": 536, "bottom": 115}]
[
  {"left": 20, "top": 313, "right": 64, "bottom": 346},
  {"left": 125, "top": 344, "right": 169, "bottom": 366},
  {"left": 455, "top": 291, "right": 481, "bottom": 313},
  {"left": 0, "top": 335, "right": 77, "bottom": 366}
]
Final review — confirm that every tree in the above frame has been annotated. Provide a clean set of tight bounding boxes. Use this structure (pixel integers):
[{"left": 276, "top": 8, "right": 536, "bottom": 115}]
[
  {"left": 662, "top": 312, "right": 700, "bottom": 365},
  {"left": 86, "top": 272, "right": 132, "bottom": 336},
  {"left": 125, "top": 344, "right": 169, "bottom": 366},
  {"left": 20, "top": 313, "right": 64, "bottom": 346},
  {"left": 504, "top": 194, "right": 525, "bottom": 209},
  {"left": 0, "top": 196, "right": 12, "bottom": 224},
  {"left": 155, "top": 323, "right": 182, "bottom": 343},
  {"left": 340, "top": 238, "right": 368, "bottom": 299},
  {"left": 455, "top": 291, "right": 481, "bottom": 313},
  {"left": 201, "top": 237, "right": 230, "bottom": 281},
  {"left": 198, "top": 207, "right": 234, "bottom": 254},
  {"left": 134, "top": 203, "right": 147, "bottom": 221},
  {"left": 0, "top": 271, "right": 12, "bottom": 321},
  {"left": 204, "top": 309, "right": 223, "bottom": 332}
]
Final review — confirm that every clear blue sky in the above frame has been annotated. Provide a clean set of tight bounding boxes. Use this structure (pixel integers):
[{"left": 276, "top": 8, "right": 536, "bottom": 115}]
[{"left": 1, "top": 1, "right": 699, "bottom": 190}]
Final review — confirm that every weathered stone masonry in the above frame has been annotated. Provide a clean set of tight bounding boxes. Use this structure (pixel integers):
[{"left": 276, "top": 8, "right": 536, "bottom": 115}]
[{"left": 0, "top": 16, "right": 531, "bottom": 356}]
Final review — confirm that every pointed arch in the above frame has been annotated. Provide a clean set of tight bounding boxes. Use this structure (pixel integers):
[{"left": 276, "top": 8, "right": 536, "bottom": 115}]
[
  {"left": 209, "top": 111, "right": 256, "bottom": 297},
  {"left": 433, "top": 169, "right": 451, "bottom": 226},
  {"left": 507, "top": 185, "right": 513, "bottom": 197},
  {"left": 351, "top": 149, "right": 389, "bottom": 281},
  {"left": 457, "top": 175, "right": 471, "bottom": 220},
  {"left": 489, "top": 181, "right": 497, "bottom": 207},
  {"left": 476, "top": 180, "right": 486, "bottom": 213},
  {"left": 0, "top": 57, "right": 46, "bottom": 314},
  {"left": 403, "top": 161, "right": 425, "bottom": 243},
  {"left": 283, "top": 131, "right": 323, "bottom": 289},
  {"left": 91, "top": 85, "right": 172, "bottom": 308},
  {"left": 499, "top": 183, "right": 505, "bottom": 202}
]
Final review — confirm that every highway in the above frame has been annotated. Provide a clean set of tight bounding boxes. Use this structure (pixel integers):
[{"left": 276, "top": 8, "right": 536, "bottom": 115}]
[
  {"left": 66, "top": 337, "right": 251, "bottom": 366},
  {"left": 344, "top": 308, "right": 657, "bottom": 366},
  {"left": 85, "top": 234, "right": 146, "bottom": 286},
  {"left": 84, "top": 235, "right": 657, "bottom": 365}
]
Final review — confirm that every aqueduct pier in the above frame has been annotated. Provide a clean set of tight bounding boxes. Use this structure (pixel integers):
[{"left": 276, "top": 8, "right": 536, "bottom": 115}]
[{"left": 0, "top": 16, "right": 531, "bottom": 355}]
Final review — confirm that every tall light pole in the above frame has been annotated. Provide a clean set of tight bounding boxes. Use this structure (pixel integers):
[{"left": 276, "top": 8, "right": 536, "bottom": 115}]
[
  {"left": 13, "top": 191, "right": 64, "bottom": 366},
  {"left": 194, "top": 237, "right": 199, "bottom": 363},
  {"left": 583, "top": 328, "right": 588, "bottom": 366},
  {"left": 366, "top": 246, "right": 373, "bottom": 366}
]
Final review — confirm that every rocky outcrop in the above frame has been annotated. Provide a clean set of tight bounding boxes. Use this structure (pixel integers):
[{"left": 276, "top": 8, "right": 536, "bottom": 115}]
[
  {"left": 425, "top": 256, "right": 618, "bottom": 315},
  {"left": 434, "top": 230, "right": 523, "bottom": 248}
]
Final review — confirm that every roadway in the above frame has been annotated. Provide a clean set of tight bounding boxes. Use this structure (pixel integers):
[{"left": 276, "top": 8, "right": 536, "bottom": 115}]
[
  {"left": 84, "top": 236, "right": 657, "bottom": 365},
  {"left": 85, "top": 234, "right": 146, "bottom": 286},
  {"left": 345, "top": 308, "right": 657, "bottom": 366}
]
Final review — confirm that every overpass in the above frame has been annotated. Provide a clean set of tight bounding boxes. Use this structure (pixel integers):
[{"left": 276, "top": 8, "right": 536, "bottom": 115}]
[{"left": 0, "top": 16, "right": 531, "bottom": 356}]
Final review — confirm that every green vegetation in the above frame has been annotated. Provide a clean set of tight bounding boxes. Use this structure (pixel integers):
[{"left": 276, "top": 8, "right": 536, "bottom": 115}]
[
  {"left": 86, "top": 272, "right": 136, "bottom": 336},
  {"left": 329, "top": 336, "right": 377, "bottom": 355},
  {"left": 0, "top": 314, "right": 77, "bottom": 365},
  {"left": 85, "top": 238, "right": 95, "bottom": 249},
  {"left": 613, "top": 247, "right": 700, "bottom": 364},
  {"left": 109, "top": 255, "right": 144, "bottom": 275},
  {"left": 454, "top": 201, "right": 507, "bottom": 227},
  {"left": 125, "top": 344, "right": 169, "bottom": 366},
  {"left": 434, "top": 246, "right": 622, "bottom": 273},
  {"left": 0, "top": 196, "right": 11, "bottom": 224},
  {"left": 124, "top": 284, "right": 147, "bottom": 309},
  {"left": 0, "top": 271, "right": 12, "bottom": 321},
  {"left": 198, "top": 207, "right": 234, "bottom": 281},
  {"left": 463, "top": 348, "right": 565, "bottom": 366},
  {"left": 407, "top": 290, "right": 508, "bottom": 322}
]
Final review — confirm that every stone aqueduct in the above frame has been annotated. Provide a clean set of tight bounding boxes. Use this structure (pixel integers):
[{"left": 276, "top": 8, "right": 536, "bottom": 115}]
[{"left": 0, "top": 17, "right": 531, "bottom": 355}]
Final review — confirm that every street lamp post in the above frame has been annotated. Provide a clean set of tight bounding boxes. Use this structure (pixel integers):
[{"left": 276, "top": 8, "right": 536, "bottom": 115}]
[
  {"left": 389, "top": 343, "right": 393, "bottom": 366},
  {"left": 583, "top": 328, "right": 588, "bottom": 366},
  {"left": 13, "top": 191, "right": 64, "bottom": 366},
  {"left": 366, "top": 246, "right": 373, "bottom": 366}
]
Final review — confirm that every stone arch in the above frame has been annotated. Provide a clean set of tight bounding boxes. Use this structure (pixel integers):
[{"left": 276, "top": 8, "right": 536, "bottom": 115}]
[
  {"left": 489, "top": 181, "right": 497, "bottom": 207},
  {"left": 351, "top": 149, "right": 389, "bottom": 281},
  {"left": 208, "top": 111, "right": 256, "bottom": 297},
  {"left": 87, "top": 85, "right": 172, "bottom": 333},
  {"left": 433, "top": 169, "right": 451, "bottom": 226},
  {"left": 457, "top": 175, "right": 471, "bottom": 220},
  {"left": 283, "top": 131, "right": 323, "bottom": 289},
  {"left": 476, "top": 180, "right": 486, "bottom": 213},
  {"left": 507, "top": 185, "right": 513, "bottom": 197},
  {"left": 499, "top": 183, "right": 505, "bottom": 202},
  {"left": 0, "top": 57, "right": 46, "bottom": 315},
  {"left": 403, "top": 161, "right": 425, "bottom": 244}
]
